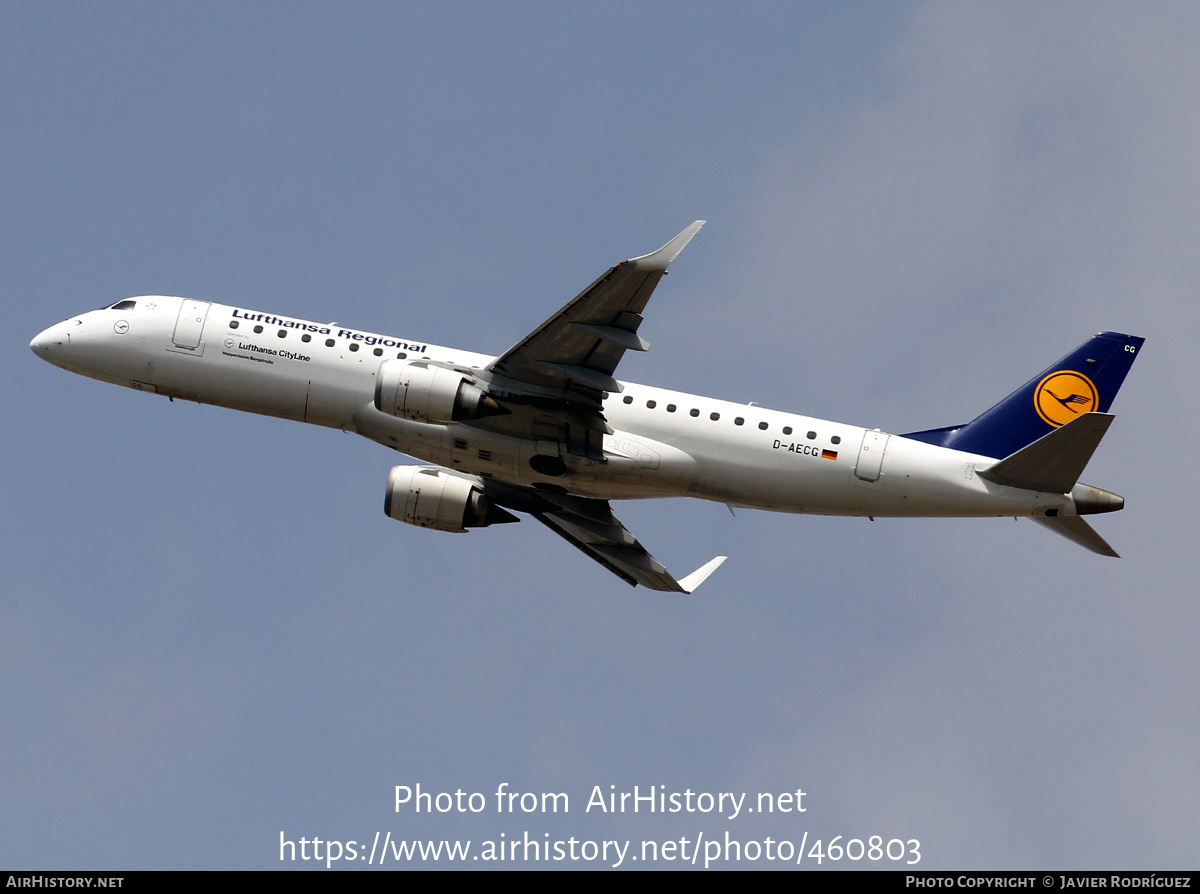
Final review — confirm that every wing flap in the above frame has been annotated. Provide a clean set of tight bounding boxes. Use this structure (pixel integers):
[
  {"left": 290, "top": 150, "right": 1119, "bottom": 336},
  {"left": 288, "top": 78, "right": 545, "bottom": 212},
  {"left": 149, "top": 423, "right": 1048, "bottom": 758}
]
[
  {"left": 544, "top": 510, "right": 636, "bottom": 546},
  {"left": 536, "top": 512, "right": 641, "bottom": 588},
  {"left": 535, "top": 362, "right": 624, "bottom": 394},
  {"left": 535, "top": 510, "right": 683, "bottom": 591},
  {"left": 570, "top": 322, "right": 650, "bottom": 352},
  {"left": 535, "top": 500, "right": 684, "bottom": 591},
  {"left": 518, "top": 491, "right": 721, "bottom": 593}
]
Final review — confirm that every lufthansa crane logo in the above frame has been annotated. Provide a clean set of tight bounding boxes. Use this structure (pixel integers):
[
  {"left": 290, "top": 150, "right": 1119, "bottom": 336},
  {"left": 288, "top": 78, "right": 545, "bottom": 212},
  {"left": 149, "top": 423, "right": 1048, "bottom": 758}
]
[{"left": 1034, "top": 370, "right": 1098, "bottom": 427}]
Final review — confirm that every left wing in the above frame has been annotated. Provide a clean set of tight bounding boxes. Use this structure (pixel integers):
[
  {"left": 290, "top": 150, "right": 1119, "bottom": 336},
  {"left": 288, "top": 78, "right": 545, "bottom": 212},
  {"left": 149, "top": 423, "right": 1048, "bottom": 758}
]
[
  {"left": 485, "top": 481, "right": 725, "bottom": 593},
  {"left": 487, "top": 220, "right": 704, "bottom": 392},
  {"left": 476, "top": 222, "right": 705, "bottom": 457}
]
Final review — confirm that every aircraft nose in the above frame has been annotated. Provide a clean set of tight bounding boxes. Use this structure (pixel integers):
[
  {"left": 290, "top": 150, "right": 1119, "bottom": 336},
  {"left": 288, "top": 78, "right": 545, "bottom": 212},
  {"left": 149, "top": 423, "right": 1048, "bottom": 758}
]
[
  {"left": 30, "top": 320, "right": 74, "bottom": 362},
  {"left": 30, "top": 326, "right": 53, "bottom": 354}
]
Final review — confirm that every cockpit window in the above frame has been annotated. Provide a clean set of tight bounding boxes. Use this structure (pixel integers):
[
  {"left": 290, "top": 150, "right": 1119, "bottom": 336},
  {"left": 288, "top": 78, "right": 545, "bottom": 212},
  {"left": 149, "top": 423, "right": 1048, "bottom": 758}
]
[{"left": 108, "top": 300, "right": 137, "bottom": 310}]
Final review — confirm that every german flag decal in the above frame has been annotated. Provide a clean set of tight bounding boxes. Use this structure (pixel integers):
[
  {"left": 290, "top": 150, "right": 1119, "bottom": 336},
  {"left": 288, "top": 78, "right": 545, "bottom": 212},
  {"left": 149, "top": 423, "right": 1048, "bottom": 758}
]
[{"left": 821, "top": 449, "right": 838, "bottom": 460}]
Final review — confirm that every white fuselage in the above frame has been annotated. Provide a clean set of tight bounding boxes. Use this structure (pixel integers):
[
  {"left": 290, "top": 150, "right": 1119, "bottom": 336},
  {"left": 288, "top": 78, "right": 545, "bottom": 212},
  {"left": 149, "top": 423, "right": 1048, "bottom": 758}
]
[{"left": 31, "top": 296, "right": 1075, "bottom": 520}]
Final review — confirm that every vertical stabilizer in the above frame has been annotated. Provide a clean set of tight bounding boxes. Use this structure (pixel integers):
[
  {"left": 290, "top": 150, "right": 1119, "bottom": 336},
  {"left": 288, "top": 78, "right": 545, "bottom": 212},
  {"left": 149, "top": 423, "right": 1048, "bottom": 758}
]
[{"left": 905, "top": 332, "right": 1143, "bottom": 459}]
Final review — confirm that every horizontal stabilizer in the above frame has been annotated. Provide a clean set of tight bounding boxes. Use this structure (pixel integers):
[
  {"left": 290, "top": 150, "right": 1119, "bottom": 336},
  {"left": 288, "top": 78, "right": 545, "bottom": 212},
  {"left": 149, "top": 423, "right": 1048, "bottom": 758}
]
[
  {"left": 977, "top": 412, "right": 1114, "bottom": 493},
  {"left": 1031, "top": 515, "right": 1120, "bottom": 557}
]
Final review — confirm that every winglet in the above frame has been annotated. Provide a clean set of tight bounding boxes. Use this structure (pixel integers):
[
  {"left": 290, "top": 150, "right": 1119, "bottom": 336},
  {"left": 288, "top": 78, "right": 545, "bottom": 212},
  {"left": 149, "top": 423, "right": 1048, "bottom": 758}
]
[
  {"left": 678, "top": 555, "right": 727, "bottom": 594},
  {"left": 626, "top": 221, "right": 706, "bottom": 272}
]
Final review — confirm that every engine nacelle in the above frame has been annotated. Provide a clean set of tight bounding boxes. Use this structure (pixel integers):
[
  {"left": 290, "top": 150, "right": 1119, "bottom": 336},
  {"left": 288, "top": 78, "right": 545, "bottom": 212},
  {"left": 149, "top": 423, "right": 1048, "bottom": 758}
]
[
  {"left": 384, "top": 466, "right": 518, "bottom": 533},
  {"left": 374, "top": 360, "right": 503, "bottom": 423}
]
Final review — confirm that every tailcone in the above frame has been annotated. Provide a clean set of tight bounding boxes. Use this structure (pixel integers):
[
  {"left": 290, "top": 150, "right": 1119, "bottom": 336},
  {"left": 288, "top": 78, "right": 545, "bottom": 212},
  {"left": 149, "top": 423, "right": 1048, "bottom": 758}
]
[{"left": 1072, "top": 483, "right": 1124, "bottom": 515}]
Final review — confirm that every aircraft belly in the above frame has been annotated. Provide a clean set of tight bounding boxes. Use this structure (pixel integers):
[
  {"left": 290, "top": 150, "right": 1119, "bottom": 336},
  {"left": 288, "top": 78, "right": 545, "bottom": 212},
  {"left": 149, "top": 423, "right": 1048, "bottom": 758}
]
[
  {"left": 176, "top": 343, "right": 364, "bottom": 427},
  {"left": 596, "top": 432, "right": 700, "bottom": 496},
  {"left": 350, "top": 405, "right": 701, "bottom": 500},
  {"left": 139, "top": 347, "right": 211, "bottom": 402},
  {"left": 860, "top": 437, "right": 1044, "bottom": 518},
  {"left": 299, "top": 370, "right": 364, "bottom": 428},
  {"left": 677, "top": 423, "right": 858, "bottom": 512},
  {"left": 682, "top": 430, "right": 1050, "bottom": 518},
  {"left": 354, "top": 403, "right": 450, "bottom": 459},
  {"left": 203, "top": 354, "right": 307, "bottom": 420}
]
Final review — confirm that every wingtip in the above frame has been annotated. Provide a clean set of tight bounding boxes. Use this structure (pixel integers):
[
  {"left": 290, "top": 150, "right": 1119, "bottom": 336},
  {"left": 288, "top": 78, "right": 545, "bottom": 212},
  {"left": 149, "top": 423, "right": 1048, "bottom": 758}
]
[
  {"left": 628, "top": 220, "right": 706, "bottom": 271},
  {"left": 678, "top": 555, "right": 727, "bottom": 594}
]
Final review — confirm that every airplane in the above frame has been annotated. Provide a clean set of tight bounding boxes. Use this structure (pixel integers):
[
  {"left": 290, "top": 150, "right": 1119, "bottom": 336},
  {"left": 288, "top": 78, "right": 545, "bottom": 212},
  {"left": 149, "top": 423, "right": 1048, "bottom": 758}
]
[{"left": 30, "top": 221, "right": 1143, "bottom": 593}]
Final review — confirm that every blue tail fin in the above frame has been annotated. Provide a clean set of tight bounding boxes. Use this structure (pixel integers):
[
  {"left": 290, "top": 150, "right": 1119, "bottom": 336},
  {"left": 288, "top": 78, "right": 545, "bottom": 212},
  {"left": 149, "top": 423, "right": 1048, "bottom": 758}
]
[{"left": 904, "top": 331, "right": 1144, "bottom": 459}]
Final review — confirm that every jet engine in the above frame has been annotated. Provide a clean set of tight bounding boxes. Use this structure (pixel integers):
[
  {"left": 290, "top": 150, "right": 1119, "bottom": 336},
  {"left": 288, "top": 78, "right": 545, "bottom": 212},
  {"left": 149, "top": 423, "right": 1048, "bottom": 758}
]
[
  {"left": 384, "top": 466, "right": 518, "bottom": 533},
  {"left": 374, "top": 360, "right": 506, "bottom": 424}
]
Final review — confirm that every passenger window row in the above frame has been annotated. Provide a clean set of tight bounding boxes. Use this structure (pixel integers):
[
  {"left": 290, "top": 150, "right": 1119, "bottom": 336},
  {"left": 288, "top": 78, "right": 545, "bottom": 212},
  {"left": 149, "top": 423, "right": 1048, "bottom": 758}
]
[
  {"left": 619, "top": 393, "right": 841, "bottom": 443},
  {"left": 228, "top": 319, "right": 409, "bottom": 359}
]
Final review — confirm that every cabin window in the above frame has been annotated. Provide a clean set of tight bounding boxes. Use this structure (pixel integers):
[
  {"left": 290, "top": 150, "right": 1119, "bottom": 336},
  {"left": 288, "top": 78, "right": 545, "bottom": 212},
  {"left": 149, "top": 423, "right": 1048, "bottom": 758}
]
[
  {"left": 667, "top": 404, "right": 676, "bottom": 412},
  {"left": 229, "top": 320, "right": 239, "bottom": 329},
  {"left": 253, "top": 325, "right": 263, "bottom": 334},
  {"left": 690, "top": 408, "right": 699, "bottom": 417},
  {"left": 277, "top": 329, "right": 287, "bottom": 338},
  {"left": 623, "top": 396, "right": 633, "bottom": 404},
  {"left": 325, "top": 338, "right": 335, "bottom": 347},
  {"left": 807, "top": 431, "right": 816, "bottom": 440},
  {"left": 373, "top": 347, "right": 383, "bottom": 356},
  {"left": 646, "top": 399, "right": 656, "bottom": 409},
  {"left": 397, "top": 352, "right": 407, "bottom": 359},
  {"left": 735, "top": 417, "right": 744, "bottom": 425},
  {"left": 349, "top": 343, "right": 360, "bottom": 352},
  {"left": 301, "top": 334, "right": 311, "bottom": 343},
  {"left": 710, "top": 412, "right": 720, "bottom": 421},
  {"left": 831, "top": 435, "right": 841, "bottom": 445},
  {"left": 783, "top": 426, "right": 792, "bottom": 435}
]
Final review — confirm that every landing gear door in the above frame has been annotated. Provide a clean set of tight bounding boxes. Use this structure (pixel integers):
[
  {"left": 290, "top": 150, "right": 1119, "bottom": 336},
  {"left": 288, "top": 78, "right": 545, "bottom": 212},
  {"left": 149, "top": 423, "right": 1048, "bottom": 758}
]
[
  {"left": 172, "top": 299, "right": 211, "bottom": 352},
  {"left": 855, "top": 430, "right": 889, "bottom": 482}
]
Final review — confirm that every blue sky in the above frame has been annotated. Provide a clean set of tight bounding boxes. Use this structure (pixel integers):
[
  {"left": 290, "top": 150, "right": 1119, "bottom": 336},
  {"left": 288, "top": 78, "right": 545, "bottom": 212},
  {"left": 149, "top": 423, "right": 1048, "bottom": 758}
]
[{"left": 4, "top": 2, "right": 1198, "bottom": 869}]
